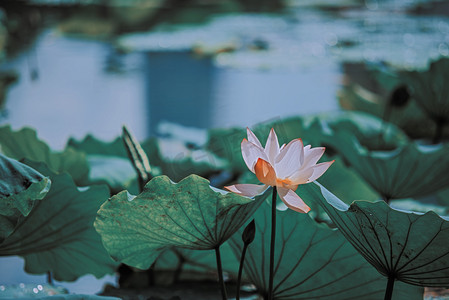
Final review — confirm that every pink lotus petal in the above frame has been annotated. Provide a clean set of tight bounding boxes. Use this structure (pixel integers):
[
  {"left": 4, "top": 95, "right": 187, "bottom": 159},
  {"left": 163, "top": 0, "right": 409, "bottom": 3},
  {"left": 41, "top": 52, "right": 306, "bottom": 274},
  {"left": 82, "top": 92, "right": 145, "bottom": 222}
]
[
  {"left": 288, "top": 167, "right": 315, "bottom": 185},
  {"left": 274, "top": 138, "right": 304, "bottom": 179},
  {"left": 264, "top": 128, "right": 280, "bottom": 165},
  {"left": 246, "top": 127, "right": 263, "bottom": 148},
  {"left": 302, "top": 147, "right": 325, "bottom": 169},
  {"left": 241, "top": 139, "right": 268, "bottom": 173},
  {"left": 277, "top": 187, "right": 311, "bottom": 213},
  {"left": 254, "top": 158, "right": 277, "bottom": 186},
  {"left": 224, "top": 184, "right": 269, "bottom": 197},
  {"left": 307, "top": 160, "right": 335, "bottom": 182}
]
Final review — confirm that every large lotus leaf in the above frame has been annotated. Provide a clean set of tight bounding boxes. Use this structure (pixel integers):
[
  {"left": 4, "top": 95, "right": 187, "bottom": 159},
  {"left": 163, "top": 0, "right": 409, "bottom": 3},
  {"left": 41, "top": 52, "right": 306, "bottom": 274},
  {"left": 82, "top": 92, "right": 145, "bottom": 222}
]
[
  {"left": 328, "top": 112, "right": 408, "bottom": 149},
  {"left": 229, "top": 201, "right": 423, "bottom": 299},
  {"left": 302, "top": 181, "right": 449, "bottom": 287},
  {"left": 401, "top": 57, "right": 449, "bottom": 123},
  {"left": 95, "top": 174, "right": 270, "bottom": 270},
  {"left": 0, "top": 162, "right": 118, "bottom": 281},
  {"left": 338, "top": 65, "right": 437, "bottom": 140},
  {"left": 324, "top": 133, "right": 449, "bottom": 200},
  {"left": 0, "top": 126, "right": 89, "bottom": 184},
  {"left": 0, "top": 154, "right": 51, "bottom": 241}
]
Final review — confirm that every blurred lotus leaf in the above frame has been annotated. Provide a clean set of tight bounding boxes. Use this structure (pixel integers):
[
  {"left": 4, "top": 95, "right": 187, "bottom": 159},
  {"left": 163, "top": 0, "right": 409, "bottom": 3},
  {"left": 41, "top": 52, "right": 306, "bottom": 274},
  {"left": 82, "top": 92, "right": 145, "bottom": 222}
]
[
  {"left": 68, "top": 134, "right": 227, "bottom": 192},
  {"left": 338, "top": 63, "right": 438, "bottom": 140},
  {"left": 95, "top": 174, "right": 269, "bottom": 270},
  {"left": 401, "top": 58, "right": 449, "bottom": 126},
  {"left": 303, "top": 181, "right": 449, "bottom": 288},
  {"left": 229, "top": 201, "right": 423, "bottom": 299},
  {"left": 0, "top": 154, "right": 50, "bottom": 241},
  {"left": 0, "top": 126, "right": 89, "bottom": 184},
  {"left": 324, "top": 132, "right": 449, "bottom": 200},
  {"left": 309, "top": 111, "right": 409, "bottom": 151},
  {"left": 0, "top": 162, "right": 117, "bottom": 281}
]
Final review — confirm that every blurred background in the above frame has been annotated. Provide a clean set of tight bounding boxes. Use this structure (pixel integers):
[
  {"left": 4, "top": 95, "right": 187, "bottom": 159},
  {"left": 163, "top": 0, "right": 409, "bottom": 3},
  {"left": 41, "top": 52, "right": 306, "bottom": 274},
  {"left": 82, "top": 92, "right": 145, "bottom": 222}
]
[{"left": 1, "top": 0, "right": 449, "bottom": 295}]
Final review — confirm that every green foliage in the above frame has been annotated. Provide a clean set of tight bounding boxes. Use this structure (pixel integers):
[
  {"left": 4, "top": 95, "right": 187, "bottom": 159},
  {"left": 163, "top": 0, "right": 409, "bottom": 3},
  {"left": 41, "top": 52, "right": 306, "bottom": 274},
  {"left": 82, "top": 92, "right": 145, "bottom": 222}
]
[
  {"left": 0, "top": 154, "right": 51, "bottom": 241},
  {"left": 324, "top": 133, "right": 449, "bottom": 200},
  {"left": 401, "top": 57, "right": 449, "bottom": 123},
  {"left": 303, "top": 182, "right": 449, "bottom": 287},
  {"left": 0, "top": 162, "right": 117, "bottom": 281},
  {"left": 309, "top": 111, "right": 409, "bottom": 151},
  {"left": 0, "top": 126, "right": 89, "bottom": 185},
  {"left": 229, "top": 201, "right": 423, "bottom": 299},
  {"left": 95, "top": 174, "right": 269, "bottom": 269},
  {"left": 69, "top": 133, "right": 227, "bottom": 192}
]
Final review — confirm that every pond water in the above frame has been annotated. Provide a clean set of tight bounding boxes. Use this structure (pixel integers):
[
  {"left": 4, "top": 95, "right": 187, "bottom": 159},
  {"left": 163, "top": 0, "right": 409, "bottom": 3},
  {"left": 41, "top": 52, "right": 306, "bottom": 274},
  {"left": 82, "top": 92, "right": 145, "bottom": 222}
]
[{"left": 1, "top": 1, "right": 448, "bottom": 295}]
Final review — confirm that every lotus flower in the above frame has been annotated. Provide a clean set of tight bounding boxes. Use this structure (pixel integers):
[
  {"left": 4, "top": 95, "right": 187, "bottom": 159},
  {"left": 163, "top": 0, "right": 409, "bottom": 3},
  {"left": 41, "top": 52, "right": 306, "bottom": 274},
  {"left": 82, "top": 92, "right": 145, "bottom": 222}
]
[{"left": 225, "top": 128, "right": 334, "bottom": 213}]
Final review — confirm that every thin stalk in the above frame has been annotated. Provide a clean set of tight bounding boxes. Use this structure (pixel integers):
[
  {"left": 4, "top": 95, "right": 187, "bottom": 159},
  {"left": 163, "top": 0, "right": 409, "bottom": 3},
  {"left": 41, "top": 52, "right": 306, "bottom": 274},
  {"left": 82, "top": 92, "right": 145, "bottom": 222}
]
[
  {"left": 268, "top": 187, "right": 277, "bottom": 300},
  {"left": 215, "top": 246, "right": 228, "bottom": 300},
  {"left": 236, "top": 244, "right": 249, "bottom": 300},
  {"left": 47, "top": 271, "right": 53, "bottom": 285},
  {"left": 433, "top": 119, "right": 445, "bottom": 144},
  {"left": 384, "top": 274, "right": 395, "bottom": 300}
]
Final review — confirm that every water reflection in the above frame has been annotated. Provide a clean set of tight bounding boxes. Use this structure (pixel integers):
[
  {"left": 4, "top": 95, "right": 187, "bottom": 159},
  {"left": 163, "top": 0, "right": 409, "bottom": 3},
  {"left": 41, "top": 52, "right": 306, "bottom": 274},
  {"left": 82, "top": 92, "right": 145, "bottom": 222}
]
[{"left": 145, "top": 51, "right": 214, "bottom": 134}]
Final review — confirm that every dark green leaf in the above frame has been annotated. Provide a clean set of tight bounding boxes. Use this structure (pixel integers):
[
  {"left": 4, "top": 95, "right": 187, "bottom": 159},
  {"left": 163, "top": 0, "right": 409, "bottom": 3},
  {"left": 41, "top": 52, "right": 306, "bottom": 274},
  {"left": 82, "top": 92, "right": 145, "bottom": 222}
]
[
  {"left": 0, "top": 154, "right": 50, "bottom": 241},
  {"left": 0, "top": 162, "right": 117, "bottom": 281},
  {"left": 0, "top": 126, "right": 89, "bottom": 184},
  {"left": 229, "top": 201, "right": 423, "bottom": 299},
  {"left": 95, "top": 174, "right": 269, "bottom": 269},
  {"left": 401, "top": 57, "right": 449, "bottom": 123},
  {"left": 303, "top": 181, "right": 449, "bottom": 287},
  {"left": 325, "top": 133, "right": 449, "bottom": 200}
]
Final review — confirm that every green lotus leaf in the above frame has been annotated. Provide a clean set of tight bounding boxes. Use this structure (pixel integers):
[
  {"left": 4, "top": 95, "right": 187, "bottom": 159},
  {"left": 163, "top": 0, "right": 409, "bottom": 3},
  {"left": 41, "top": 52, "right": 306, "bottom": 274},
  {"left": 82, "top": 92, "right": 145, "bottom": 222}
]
[
  {"left": 310, "top": 111, "right": 409, "bottom": 151},
  {"left": 325, "top": 133, "right": 449, "bottom": 200},
  {"left": 302, "top": 181, "right": 449, "bottom": 288},
  {"left": 0, "top": 126, "right": 89, "bottom": 184},
  {"left": 86, "top": 155, "right": 138, "bottom": 194},
  {"left": 0, "top": 154, "right": 51, "bottom": 241},
  {"left": 401, "top": 57, "right": 449, "bottom": 123},
  {"left": 338, "top": 64, "right": 436, "bottom": 140},
  {"left": 94, "top": 174, "right": 269, "bottom": 270},
  {"left": 67, "top": 134, "right": 129, "bottom": 158},
  {"left": 229, "top": 201, "right": 423, "bottom": 299},
  {"left": 0, "top": 162, "right": 118, "bottom": 281}
]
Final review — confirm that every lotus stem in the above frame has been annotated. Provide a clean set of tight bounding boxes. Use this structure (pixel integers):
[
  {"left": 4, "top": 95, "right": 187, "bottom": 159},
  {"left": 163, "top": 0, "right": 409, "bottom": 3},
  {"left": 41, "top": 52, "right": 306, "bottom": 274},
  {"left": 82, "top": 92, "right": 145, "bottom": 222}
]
[
  {"left": 215, "top": 246, "right": 228, "bottom": 300},
  {"left": 236, "top": 243, "right": 248, "bottom": 300},
  {"left": 46, "top": 271, "right": 53, "bottom": 285},
  {"left": 268, "top": 187, "right": 277, "bottom": 300},
  {"left": 433, "top": 119, "right": 445, "bottom": 144},
  {"left": 384, "top": 274, "right": 395, "bottom": 300}
]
